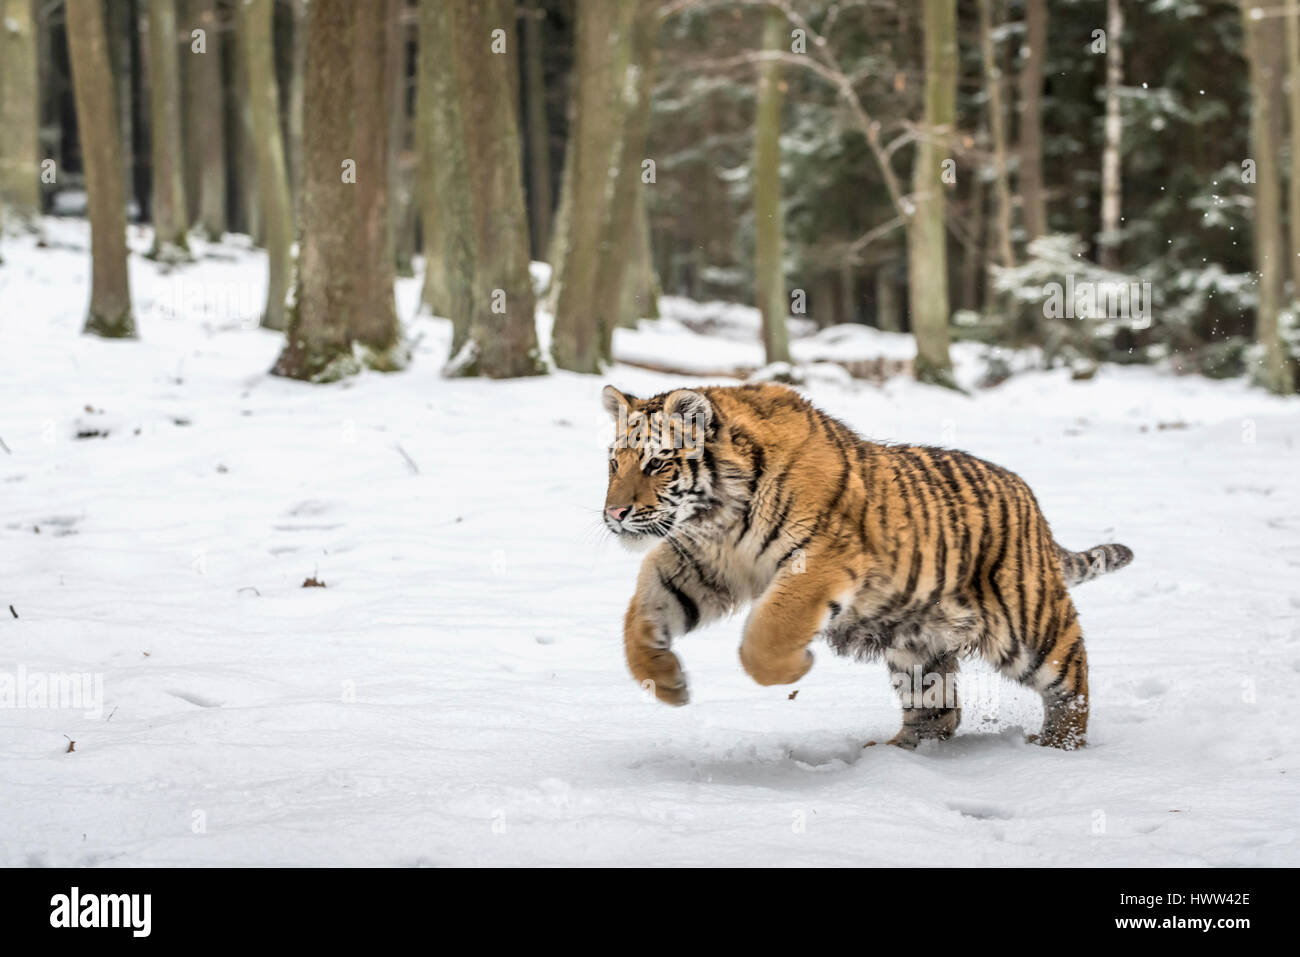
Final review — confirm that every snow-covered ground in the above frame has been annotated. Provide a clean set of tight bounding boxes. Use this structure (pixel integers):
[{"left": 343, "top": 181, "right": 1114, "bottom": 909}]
[{"left": 2, "top": 220, "right": 1298, "bottom": 866}]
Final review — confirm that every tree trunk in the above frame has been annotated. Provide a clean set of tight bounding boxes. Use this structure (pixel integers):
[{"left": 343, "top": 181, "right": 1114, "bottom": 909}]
[
  {"left": 239, "top": 0, "right": 293, "bottom": 332},
  {"left": 590, "top": 0, "right": 659, "bottom": 357},
  {"left": 1, "top": 0, "right": 42, "bottom": 230},
  {"left": 387, "top": 4, "right": 415, "bottom": 279},
  {"left": 36, "top": 0, "right": 64, "bottom": 220},
  {"left": 446, "top": 0, "right": 542, "bottom": 377},
  {"left": 543, "top": 129, "right": 574, "bottom": 307},
  {"left": 417, "top": 0, "right": 474, "bottom": 333},
  {"left": 619, "top": 189, "right": 660, "bottom": 326},
  {"left": 104, "top": 0, "right": 136, "bottom": 215},
  {"left": 1098, "top": 0, "right": 1123, "bottom": 269},
  {"left": 978, "top": 0, "right": 1014, "bottom": 269},
  {"left": 1286, "top": 0, "right": 1300, "bottom": 298},
  {"left": 523, "top": 0, "right": 552, "bottom": 259},
  {"left": 288, "top": 0, "right": 307, "bottom": 225},
  {"left": 550, "top": 0, "right": 635, "bottom": 373},
  {"left": 271, "top": 0, "right": 357, "bottom": 381},
  {"left": 232, "top": 24, "right": 261, "bottom": 244},
  {"left": 188, "top": 0, "right": 225, "bottom": 240},
  {"left": 1018, "top": 0, "right": 1048, "bottom": 240},
  {"left": 753, "top": 7, "right": 791, "bottom": 365},
  {"left": 350, "top": 0, "right": 402, "bottom": 363},
  {"left": 876, "top": 264, "right": 901, "bottom": 332},
  {"left": 962, "top": 161, "right": 986, "bottom": 311},
  {"left": 908, "top": 0, "right": 956, "bottom": 386},
  {"left": 1241, "top": 0, "right": 1296, "bottom": 393},
  {"left": 66, "top": 0, "right": 135, "bottom": 337},
  {"left": 145, "top": 0, "right": 190, "bottom": 259}
]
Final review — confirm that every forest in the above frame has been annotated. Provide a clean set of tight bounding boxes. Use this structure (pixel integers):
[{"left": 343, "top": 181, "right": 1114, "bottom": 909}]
[
  {"left": 2, "top": 2, "right": 1299, "bottom": 870},
  {"left": 0, "top": 0, "right": 1297, "bottom": 393}
]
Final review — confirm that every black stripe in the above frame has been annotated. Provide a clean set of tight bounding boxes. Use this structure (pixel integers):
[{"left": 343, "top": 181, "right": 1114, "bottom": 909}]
[
  {"left": 758, "top": 494, "right": 793, "bottom": 555},
  {"left": 658, "top": 571, "right": 699, "bottom": 633}
]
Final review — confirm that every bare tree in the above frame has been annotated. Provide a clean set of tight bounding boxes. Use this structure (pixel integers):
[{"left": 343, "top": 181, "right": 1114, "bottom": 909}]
[
  {"left": 978, "top": 0, "right": 1014, "bottom": 269},
  {"left": 238, "top": 0, "right": 293, "bottom": 331},
  {"left": 753, "top": 6, "right": 791, "bottom": 364},
  {"left": 145, "top": 0, "right": 191, "bottom": 260},
  {"left": 1018, "top": 0, "right": 1048, "bottom": 240},
  {"left": 550, "top": 0, "right": 637, "bottom": 373},
  {"left": 188, "top": 0, "right": 225, "bottom": 240},
  {"left": 387, "top": 3, "right": 416, "bottom": 279},
  {"left": 590, "top": 0, "right": 661, "bottom": 352},
  {"left": 272, "top": 0, "right": 357, "bottom": 380},
  {"left": 445, "top": 0, "right": 542, "bottom": 377},
  {"left": 669, "top": 0, "right": 957, "bottom": 383},
  {"left": 1286, "top": 0, "right": 1300, "bottom": 298},
  {"left": 350, "top": 0, "right": 402, "bottom": 365},
  {"left": 1098, "top": 0, "right": 1123, "bottom": 269},
  {"left": 288, "top": 0, "right": 308, "bottom": 222},
  {"left": 1, "top": 0, "right": 41, "bottom": 231},
  {"left": 416, "top": 0, "right": 474, "bottom": 332},
  {"left": 66, "top": 0, "right": 135, "bottom": 337},
  {"left": 1241, "top": 0, "right": 1296, "bottom": 393},
  {"left": 908, "top": 0, "right": 958, "bottom": 386},
  {"left": 522, "top": 0, "right": 553, "bottom": 258}
]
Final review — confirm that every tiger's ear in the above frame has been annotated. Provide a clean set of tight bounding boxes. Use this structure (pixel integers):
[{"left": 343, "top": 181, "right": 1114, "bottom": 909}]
[
  {"left": 602, "top": 385, "right": 637, "bottom": 421},
  {"left": 664, "top": 389, "right": 713, "bottom": 428}
]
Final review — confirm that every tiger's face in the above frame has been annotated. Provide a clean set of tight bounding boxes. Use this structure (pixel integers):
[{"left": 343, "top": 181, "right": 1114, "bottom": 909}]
[{"left": 601, "top": 385, "right": 715, "bottom": 545}]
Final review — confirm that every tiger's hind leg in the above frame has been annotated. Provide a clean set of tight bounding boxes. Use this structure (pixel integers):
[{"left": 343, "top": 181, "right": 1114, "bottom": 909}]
[
  {"left": 1015, "top": 593, "right": 1089, "bottom": 750},
  {"left": 884, "top": 647, "right": 961, "bottom": 749}
]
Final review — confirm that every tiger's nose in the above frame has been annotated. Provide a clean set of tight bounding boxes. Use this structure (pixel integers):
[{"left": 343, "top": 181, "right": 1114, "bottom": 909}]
[{"left": 606, "top": 505, "right": 631, "bottom": 522}]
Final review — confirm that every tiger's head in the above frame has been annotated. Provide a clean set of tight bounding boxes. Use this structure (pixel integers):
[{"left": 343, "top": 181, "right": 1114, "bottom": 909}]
[{"left": 601, "top": 385, "right": 716, "bottom": 545}]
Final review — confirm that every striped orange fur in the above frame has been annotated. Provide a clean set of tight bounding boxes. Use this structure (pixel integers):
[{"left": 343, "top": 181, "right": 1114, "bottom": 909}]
[{"left": 601, "top": 383, "right": 1133, "bottom": 750}]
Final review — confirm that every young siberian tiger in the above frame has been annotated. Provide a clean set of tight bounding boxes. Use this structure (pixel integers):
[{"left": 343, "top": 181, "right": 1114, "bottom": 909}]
[{"left": 601, "top": 382, "right": 1133, "bottom": 750}]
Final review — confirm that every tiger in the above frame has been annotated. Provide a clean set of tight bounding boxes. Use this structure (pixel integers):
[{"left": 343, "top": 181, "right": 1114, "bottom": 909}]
[{"left": 601, "top": 382, "right": 1133, "bottom": 750}]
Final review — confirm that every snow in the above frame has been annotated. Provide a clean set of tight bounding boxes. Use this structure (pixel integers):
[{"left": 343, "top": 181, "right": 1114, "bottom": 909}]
[{"left": 2, "top": 219, "right": 1298, "bottom": 866}]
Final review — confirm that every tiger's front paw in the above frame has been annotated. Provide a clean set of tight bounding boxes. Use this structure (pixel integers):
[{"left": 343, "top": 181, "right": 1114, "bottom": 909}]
[
  {"left": 629, "top": 648, "right": 690, "bottom": 706},
  {"left": 738, "top": 643, "right": 814, "bottom": 687}
]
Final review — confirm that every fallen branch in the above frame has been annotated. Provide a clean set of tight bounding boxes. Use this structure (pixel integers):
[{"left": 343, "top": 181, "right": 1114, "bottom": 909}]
[{"left": 394, "top": 444, "right": 420, "bottom": 475}]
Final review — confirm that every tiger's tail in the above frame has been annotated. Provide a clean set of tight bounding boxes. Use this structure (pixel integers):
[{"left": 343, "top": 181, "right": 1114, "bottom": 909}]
[{"left": 1056, "top": 542, "right": 1134, "bottom": 586}]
